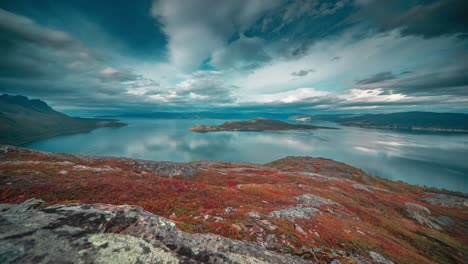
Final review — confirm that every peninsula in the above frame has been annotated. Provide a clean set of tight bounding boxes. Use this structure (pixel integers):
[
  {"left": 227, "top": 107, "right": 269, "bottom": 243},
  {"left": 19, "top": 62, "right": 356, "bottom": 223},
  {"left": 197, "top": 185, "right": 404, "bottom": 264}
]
[{"left": 0, "top": 94, "right": 126, "bottom": 145}]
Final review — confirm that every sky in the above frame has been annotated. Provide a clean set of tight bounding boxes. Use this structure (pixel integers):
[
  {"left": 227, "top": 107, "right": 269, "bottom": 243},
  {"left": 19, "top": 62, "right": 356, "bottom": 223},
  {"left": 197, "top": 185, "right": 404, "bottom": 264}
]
[{"left": 0, "top": 0, "right": 467, "bottom": 115}]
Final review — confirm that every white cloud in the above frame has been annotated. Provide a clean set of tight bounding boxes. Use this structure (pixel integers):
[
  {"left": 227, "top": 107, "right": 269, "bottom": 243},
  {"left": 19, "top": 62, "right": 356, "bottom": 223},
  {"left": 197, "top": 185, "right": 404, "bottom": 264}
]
[
  {"left": 339, "top": 88, "right": 407, "bottom": 103},
  {"left": 101, "top": 67, "right": 119, "bottom": 76},
  {"left": 247, "top": 88, "right": 330, "bottom": 104},
  {"left": 2, "top": 4, "right": 466, "bottom": 113},
  {"left": 233, "top": 28, "right": 466, "bottom": 96},
  {"left": 151, "top": 0, "right": 282, "bottom": 72},
  {"left": 239, "top": 86, "right": 451, "bottom": 111},
  {"left": 145, "top": 72, "right": 236, "bottom": 106}
]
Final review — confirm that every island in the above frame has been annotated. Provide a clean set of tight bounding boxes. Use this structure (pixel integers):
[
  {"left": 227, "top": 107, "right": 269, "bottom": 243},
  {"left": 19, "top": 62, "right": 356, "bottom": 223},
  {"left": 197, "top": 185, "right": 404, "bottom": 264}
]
[
  {"left": 313, "top": 111, "right": 468, "bottom": 132},
  {"left": 0, "top": 94, "right": 126, "bottom": 145},
  {"left": 189, "top": 118, "right": 336, "bottom": 132},
  {"left": 0, "top": 145, "right": 466, "bottom": 263}
]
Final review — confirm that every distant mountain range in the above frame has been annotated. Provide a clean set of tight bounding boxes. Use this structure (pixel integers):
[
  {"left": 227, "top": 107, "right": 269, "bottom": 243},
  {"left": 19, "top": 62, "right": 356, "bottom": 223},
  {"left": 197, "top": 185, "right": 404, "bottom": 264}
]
[
  {"left": 110, "top": 110, "right": 468, "bottom": 133},
  {"left": 99, "top": 111, "right": 298, "bottom": 120},
  {"left": 311, "top": 112, "right": 468, "bottom": 132},
  {"left": 0, "top": 94, "right": 126, "bottom": 145},
  {"left": 2, "top": 94, "right": 467, "bottom": 146}
]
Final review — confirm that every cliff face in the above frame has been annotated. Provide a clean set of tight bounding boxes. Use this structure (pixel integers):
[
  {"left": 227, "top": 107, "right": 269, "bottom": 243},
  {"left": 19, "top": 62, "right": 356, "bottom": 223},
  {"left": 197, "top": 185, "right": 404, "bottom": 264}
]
[{"left": 0, "top": 145, "right": 467, "bottom": 263}]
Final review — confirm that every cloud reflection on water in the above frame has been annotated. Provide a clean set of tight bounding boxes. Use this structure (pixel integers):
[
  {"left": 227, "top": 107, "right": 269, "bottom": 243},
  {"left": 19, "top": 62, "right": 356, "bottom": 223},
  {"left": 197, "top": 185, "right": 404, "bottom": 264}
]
[{"left": 26, "top": 118, "right": 468, "bottom": 192}]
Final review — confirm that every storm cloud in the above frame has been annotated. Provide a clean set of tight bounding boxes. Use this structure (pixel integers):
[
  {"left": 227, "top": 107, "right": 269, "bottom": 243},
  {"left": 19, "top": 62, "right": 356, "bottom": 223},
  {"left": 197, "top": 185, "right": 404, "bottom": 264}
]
[
  {"left": 350, "top": 0, "right": 468, "bottom": 38},
  {"left": 356, "top": 72, "right": 396, "bottom": 85},
  {"left": 0, "top": 0, "right": 467, "bottom": 114},
  {"left": 356, "top": 66, "right": 468, "bottom": 96}
]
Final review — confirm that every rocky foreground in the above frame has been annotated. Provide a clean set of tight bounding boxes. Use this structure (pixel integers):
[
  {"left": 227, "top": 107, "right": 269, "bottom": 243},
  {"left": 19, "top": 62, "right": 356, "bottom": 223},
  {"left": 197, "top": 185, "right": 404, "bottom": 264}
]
[
  {"left": 0, "top": 198, "right": 311, "bottom": 263},
  {"left": 0, "top": 145, "right": 467, "bottom": 263}
]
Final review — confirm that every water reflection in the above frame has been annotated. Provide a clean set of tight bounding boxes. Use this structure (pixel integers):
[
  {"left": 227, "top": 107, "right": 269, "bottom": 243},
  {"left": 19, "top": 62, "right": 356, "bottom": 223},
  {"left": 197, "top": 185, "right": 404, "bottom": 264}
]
[{"left": 25, "top": 118, "right": 468, "bottom": 192}]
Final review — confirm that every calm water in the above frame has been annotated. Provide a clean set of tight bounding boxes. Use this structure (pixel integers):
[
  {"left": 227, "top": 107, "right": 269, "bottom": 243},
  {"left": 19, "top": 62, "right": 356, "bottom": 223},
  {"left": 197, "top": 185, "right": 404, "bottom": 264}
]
[{"left": 25, "top": 118, "right": 468, "bottom": 192}]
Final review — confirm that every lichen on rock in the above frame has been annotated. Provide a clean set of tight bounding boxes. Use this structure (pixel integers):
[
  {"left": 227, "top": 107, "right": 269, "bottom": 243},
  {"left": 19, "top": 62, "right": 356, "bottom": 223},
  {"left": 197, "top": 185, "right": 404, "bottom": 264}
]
[
  {"left": 0, "top": 199, "right": 310, "bottom": 264},
  {"left": 269, "top": 206, "right": 320, "bottom": 220}
]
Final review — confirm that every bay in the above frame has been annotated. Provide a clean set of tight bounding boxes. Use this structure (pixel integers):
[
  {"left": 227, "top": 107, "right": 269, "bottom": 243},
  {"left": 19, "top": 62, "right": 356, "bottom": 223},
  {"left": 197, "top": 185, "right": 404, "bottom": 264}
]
[{"left": 24, "top": 118, "right": 468, "bottom": 192}]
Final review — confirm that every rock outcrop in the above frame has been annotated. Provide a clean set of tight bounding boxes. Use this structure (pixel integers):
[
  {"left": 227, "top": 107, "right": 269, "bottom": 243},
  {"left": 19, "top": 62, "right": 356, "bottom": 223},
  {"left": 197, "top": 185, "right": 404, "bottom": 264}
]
[
  {"left": 269, "top": 206, "right": 320, "bottom": 220},
  {"left": 404, "top": 202, "right": 454, "bottom": 231},
  {"left": 0, "top": 199, "right": 309, "bottom": 264},
  {"left": 421, "top": 192, "right": 468, "bottom": 208},
  {"left": 296, "top": 194, "right": 340, "bottom": 208}
]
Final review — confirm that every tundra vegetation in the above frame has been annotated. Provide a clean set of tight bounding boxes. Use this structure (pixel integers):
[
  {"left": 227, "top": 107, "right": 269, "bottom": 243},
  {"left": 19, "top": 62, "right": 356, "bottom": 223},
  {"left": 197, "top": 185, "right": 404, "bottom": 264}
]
[{"left": 0, "top": 145, "right": 467, "bottom": 263}]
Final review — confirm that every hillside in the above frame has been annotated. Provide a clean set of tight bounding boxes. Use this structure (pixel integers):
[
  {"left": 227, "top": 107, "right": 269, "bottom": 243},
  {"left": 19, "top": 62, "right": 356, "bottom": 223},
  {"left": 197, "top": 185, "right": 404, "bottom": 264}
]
[
  {"left": 314, "top": 112, "right": 468, "bottom": 132},
  {"left": 0, "top": 94, "right": 126, "bottom": 145},
  {"left": 1, "top": 145, "right": 467, "bottom": 263},
  {"left": 189, "top": 118, "right": 336, "bottom": 132}
]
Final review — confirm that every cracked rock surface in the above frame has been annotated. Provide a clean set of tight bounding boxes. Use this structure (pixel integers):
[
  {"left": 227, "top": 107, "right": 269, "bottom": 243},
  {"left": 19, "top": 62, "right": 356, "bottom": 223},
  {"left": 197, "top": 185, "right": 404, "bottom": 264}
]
[{"left": 0, "top": 199, "right": 309, "bottom": 264}]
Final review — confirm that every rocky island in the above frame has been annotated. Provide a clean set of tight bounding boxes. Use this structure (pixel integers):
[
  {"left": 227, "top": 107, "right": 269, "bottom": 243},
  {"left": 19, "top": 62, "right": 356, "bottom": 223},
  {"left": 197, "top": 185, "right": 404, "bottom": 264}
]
[
  {"left": 189, "top": 118, "right": 336, "bottom": 132},
  {"left": 1, "top": 145, "right": 467, "bottom": 263},
  {"left": 0, "top": 94, "right": 126, "bottom": 145}
]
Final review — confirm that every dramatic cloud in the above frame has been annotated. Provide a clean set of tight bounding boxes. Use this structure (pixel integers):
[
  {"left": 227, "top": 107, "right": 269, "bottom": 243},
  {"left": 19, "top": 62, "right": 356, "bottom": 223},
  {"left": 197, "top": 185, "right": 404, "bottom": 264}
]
[
  {"left": 356, "top": 66, "right": 468, "bottom": 96},
  {"left": 350, "top": 0, "right": 468, "bottom": 38},
  {"left": 172, "top": 75, "right": 235, "bottom": 103},
  {"left": 151, "top": 0, "right": 281, "bottom": 71},
  {"left": 124, "top": 71, "right": 237, "bottom": 108},
  {"left": 0, "top": 8, "right": 79, "bottom": 49},
  {"left": 210, "top": 35, "right": 271, "bottom": 70},
  {"left": 0, "top": 8, "right": 159, "bottom": 109},
  {"left": 256, "top": 0, "right": 351, "bottom": 35},
  {"left": 235, "top": 28, "right": 467, "bottom": 97},
  {"left": 0, "top": 1, "right": 467, "bottom": 113},
  {"left": 0, "top": 8, "right": 92, "bottom": 80},
  {"left": 282, "top": 0, "right": 348, "bottom": 21},
  {"left": 239, "top": 87, "right": 463, "bottom": 113}
]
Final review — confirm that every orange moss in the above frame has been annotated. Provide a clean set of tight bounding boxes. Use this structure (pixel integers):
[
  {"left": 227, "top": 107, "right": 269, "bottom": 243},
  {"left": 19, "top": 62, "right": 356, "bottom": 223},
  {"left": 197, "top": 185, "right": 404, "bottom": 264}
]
[{"left": 0, "top": 153, "right": 467, "bottom": 264}]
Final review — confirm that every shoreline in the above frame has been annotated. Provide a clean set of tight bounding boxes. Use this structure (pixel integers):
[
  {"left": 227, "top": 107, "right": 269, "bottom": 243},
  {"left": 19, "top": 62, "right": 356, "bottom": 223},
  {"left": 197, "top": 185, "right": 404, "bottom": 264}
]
[
  {"left": 342, "top": 124, "right": 468, "bottom": 133},
  {"left": 8, "top": 121, "right": 127, "bottom": 146}
]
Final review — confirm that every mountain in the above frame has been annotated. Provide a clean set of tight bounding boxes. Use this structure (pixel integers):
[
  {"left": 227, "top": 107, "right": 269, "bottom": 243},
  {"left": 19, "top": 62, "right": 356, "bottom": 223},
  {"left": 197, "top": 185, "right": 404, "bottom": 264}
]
[
  {"left": 314, "top": 111, "right": 468, "bottom": 132},
  {"left": 0, "top": 94, "right": 126, "bottom": 145},
  {"left": 100, "top": 111, "right": 302, "bottom": 120},
  {"left": 1, "top": 145, "right": 466, "bottom": 263},
  {"left": 189, "top": 118, "right": 337, "bottom": 132}
]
